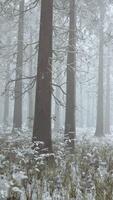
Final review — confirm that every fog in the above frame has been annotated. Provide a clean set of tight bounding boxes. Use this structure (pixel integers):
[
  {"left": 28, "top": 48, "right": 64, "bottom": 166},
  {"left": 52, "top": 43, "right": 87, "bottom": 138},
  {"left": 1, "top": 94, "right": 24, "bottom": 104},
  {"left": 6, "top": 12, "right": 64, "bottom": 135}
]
[{"left": 0, "top": 0, "right": 113, "bottom": 199}]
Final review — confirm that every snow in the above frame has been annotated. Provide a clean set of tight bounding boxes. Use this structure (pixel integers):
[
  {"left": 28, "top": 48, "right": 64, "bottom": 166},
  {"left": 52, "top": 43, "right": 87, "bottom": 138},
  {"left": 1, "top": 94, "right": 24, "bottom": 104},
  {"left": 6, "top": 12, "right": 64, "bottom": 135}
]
[{"left": 1, "top": 128, "right": 113, "bottom": 199}]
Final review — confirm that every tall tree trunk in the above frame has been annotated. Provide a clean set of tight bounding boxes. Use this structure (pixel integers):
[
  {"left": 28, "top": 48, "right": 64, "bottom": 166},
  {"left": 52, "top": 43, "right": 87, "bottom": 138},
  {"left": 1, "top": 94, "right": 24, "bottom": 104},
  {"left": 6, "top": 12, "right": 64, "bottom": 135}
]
[
  {"left": 13, "top": 0, "right": 24, "bottom": 130},
  {"left": 95, "top": 1, "right": 104, "bottom": 137},
  {"left": 33, "top": 0, "right": 53, "bottom": 152},
  {"left": 65, "top": 0, "right": 76, "bottom": 147},
  {"left": 3, "top": 65, "right": 10, "bottom": 127},
  {"left": 104, "top": 51, "right": 110, "bottom": 134},
  {"left": 28, "top": 32, "right": 34, "bottom": 129}
]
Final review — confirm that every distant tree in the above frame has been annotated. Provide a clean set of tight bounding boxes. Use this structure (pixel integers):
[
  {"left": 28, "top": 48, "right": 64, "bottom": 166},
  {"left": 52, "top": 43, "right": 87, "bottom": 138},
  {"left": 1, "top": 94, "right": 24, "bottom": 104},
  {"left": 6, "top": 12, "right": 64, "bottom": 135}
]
[
  {"left": 80, "top": 83, "right": 83, "bottom": 128},
  {"left": 87, "top": 89, "right": 91, "bottom": 128},
  {"left": 28, "top": 32, "right": 34, "bottom": 130},
  {"left": 65, "top": 0, "right": 76, "bottom": 148},
  {"left": 104, "top": 49, "right": 111, "bottom": 134},
  {"left": 3, "top": 64, "right": 10, "bottom": 127},
  {"left": 95, "top": 0, "right": 105, "bottom": 137},
  {"left": 13, "top": 0, "right": 24, "bottom": 130},
  {"left": 54, "top": 66, "right": 61, "bottom": 133},
  {"left": 33, "top": 0, "right": 53, "bottom": 152}
]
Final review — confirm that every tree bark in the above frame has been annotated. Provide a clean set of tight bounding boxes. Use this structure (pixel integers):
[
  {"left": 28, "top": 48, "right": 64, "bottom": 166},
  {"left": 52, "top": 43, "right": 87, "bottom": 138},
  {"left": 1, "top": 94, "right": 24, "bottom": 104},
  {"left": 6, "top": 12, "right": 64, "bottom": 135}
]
[
  {"left": 33, "top": 0, "right": 53, "bottom": 152},
  {"left": 13, "top": 0, "right": 24, "bottom": 130},
  {"left": 65, "top": 0, "right": 76, "bottom": 148}
]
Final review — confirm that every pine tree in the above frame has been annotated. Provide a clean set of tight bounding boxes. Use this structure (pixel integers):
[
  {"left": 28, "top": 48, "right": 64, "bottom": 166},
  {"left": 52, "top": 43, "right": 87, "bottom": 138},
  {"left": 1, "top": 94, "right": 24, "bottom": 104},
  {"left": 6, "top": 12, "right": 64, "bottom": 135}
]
[
  {"left": 13, "top": 0, "right": 24, "bottom": 130},
  {"left": 65, "top": 0, "right": 76, "bottom": 148},
  {"left": 95, "top": 0, "right": 104, "bottom": 137},
  {"left": 33, "top": 0, "right": 53, "bottom": 152}
]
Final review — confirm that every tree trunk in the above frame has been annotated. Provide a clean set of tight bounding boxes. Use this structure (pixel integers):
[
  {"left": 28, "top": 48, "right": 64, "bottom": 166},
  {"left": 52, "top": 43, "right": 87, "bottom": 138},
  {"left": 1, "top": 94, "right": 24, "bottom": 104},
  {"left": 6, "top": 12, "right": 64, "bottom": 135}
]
[
  {"left": 3, "top": 64, "right": 10, "bottom": 127},
  {"left": 91, "top": 94, "right": 95, "bottom": 127},
  {"left": 13, "top": 0, "right": 24, "bottom": 130},
  {"left": 87, "top": 90, "right": 91, "bottom": 128},
  {"left": 95, "top": 1, "right": 104, "bottom": 137},
  {"left": 33, "top": 0, "right": 53, "bottom": 152},
  {"left": 65, "top": 0, "right": 76, "bottom": 148},
  {"left": 104, "top": 51, "right": 110, "bottom": 134},
  {"left": 54, "top": 67, "right": 61, "bottom": 133},
  {"left": 28, "top": 32, "right": 34, "bottom": 130},
  {"left": 80, "top": 83, "right": 83, "bottom": 128}
]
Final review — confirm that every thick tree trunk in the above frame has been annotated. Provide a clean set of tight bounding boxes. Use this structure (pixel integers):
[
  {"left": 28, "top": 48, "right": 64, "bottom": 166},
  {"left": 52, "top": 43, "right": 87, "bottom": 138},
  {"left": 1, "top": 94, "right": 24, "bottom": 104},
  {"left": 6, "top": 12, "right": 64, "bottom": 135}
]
[
  {"left": 104, "top": 51, "right": 110, "bottom": 134},
  {"left": 13, "top": 0, "right": 24, "bottom": 130},
  {"left": 95, "top": 1, "right": 104, "bottom": 137},
  {"left": 3, "top": 65, "right": 10, "bottom": 127},
  {"left": 33, "top": 0, "right": 53, "bottom": 152},
  {"left": 65, "top": 0, "right": 76, "bottom": 147}
]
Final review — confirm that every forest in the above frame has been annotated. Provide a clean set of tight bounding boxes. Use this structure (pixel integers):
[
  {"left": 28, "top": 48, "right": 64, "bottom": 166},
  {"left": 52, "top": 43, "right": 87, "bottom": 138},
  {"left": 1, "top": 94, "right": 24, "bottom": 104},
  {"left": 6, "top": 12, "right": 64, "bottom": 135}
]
[{"left": 0, "top": 0, "right": 113, "bottom": 199}]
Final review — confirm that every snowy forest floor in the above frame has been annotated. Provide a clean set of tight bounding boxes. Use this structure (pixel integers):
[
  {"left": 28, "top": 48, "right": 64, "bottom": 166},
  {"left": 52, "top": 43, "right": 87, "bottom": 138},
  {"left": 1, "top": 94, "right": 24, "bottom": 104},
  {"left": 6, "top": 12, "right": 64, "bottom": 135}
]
[{"left": 1, "top": 127, "right": 113, "bottom": 199}]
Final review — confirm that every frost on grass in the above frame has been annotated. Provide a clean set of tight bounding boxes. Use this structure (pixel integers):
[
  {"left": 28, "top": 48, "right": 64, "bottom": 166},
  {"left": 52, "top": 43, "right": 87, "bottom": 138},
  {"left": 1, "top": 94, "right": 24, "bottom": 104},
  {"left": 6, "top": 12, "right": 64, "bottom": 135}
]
[{"left": 1, "top": 129, "right": 113, "bottom": 199}]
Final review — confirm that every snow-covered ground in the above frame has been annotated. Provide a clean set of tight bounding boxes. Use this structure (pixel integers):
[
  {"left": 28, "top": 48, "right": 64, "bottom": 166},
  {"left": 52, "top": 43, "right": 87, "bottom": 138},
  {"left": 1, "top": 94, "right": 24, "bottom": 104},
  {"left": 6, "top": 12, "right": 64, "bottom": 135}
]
[{"left": 1, "top": 128, "right": 113, "bottom": 199}]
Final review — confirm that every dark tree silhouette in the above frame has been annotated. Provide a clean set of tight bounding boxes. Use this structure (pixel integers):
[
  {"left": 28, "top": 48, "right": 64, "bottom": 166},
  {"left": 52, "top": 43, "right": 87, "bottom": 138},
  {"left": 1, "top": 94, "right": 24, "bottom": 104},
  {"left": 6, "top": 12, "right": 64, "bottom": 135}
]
[{"left": 33, "top": 0, "right": 53, "bottom": 152}]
